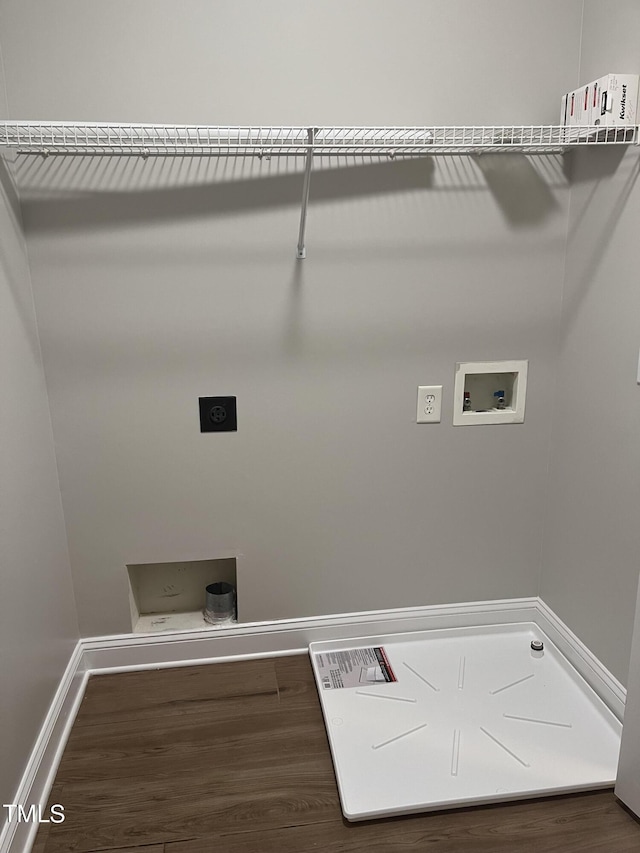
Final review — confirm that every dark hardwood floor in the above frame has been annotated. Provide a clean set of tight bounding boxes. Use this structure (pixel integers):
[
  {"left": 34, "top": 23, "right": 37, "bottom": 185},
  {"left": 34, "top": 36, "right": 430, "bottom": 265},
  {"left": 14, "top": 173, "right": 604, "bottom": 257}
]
[{"left": 33, "top": 655, "right": 640, "bottom": 853}]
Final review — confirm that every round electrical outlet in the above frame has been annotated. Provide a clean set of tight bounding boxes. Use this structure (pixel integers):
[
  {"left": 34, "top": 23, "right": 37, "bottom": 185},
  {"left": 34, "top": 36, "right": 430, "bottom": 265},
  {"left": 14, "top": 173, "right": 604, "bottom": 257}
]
[
  {"left": 199, "top": 396, "right": 237, "bottom": 432},
  {"left": 209, "top": 405, "right": 227, "bottom": 424}
]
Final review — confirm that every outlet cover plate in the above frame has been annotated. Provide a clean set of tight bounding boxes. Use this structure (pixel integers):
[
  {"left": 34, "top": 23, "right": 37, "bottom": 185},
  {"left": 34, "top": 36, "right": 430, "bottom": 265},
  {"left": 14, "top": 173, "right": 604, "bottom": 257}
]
[
  {"left": 199, "top": 397, "right": 237, "bottom": 432},
  {"left": 417, "top": 385, "right": 442, "bottom": 423}
]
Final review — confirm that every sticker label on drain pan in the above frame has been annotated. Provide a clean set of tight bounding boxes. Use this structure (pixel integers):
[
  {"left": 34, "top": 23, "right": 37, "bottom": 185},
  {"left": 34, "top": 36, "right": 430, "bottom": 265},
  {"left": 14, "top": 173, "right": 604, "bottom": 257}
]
[{"left": 314, "top": 647, "right": 397, "bottom": 689}]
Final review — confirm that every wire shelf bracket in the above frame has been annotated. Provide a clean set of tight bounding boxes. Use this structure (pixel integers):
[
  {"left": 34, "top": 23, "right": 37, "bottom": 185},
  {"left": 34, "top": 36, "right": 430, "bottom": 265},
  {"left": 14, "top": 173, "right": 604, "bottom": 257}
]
[{"left": 296, "top": 127, "right": 316, "bottom": 260}]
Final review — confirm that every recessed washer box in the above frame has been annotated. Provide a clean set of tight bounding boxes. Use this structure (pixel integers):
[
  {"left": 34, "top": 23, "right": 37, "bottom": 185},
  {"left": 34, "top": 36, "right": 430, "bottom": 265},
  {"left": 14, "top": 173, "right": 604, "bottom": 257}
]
[{"left": 453, "top": 360, "right": 528, "bottom": 425}]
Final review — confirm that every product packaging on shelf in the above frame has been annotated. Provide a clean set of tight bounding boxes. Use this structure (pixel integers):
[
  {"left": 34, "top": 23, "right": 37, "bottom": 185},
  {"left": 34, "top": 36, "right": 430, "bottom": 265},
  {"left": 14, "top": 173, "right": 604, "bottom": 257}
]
[{"left": 560, "top": 74, "right": 638, "bottom": 128}]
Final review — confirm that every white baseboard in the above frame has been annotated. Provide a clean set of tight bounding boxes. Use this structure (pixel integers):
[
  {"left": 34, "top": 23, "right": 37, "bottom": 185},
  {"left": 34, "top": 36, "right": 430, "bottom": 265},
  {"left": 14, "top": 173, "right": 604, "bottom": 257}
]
[
  {"left": 535, "top": 598, "right": 626, "bottom": 720},
  {"left": 2, "top": 596, "right": 626, "bottom": 853},
  {"left": 82, "top": 596, "right": 541, "bottom": 672},
  {"left": 0, "top": 644, "right": 88, "bottom": 853}
]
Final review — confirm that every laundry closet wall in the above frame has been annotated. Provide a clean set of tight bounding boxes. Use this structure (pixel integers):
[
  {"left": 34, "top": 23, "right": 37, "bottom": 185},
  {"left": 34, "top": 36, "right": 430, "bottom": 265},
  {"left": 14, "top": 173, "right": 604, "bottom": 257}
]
[
  {"left": 540, "top": 0, "right": 640, "bottom": 683},
  {"left": 0, "top": 1, "right": 582, "bottom": 637},
  {"left": 0, "top": 52, "right": 79, "bottom": 807}
]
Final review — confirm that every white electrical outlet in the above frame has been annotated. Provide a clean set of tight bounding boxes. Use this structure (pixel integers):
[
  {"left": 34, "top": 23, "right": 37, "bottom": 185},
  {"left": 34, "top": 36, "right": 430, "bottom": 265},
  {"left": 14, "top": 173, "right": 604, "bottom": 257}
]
[{"left": 416, "top": 385, "right": 442, "bottom": 423}]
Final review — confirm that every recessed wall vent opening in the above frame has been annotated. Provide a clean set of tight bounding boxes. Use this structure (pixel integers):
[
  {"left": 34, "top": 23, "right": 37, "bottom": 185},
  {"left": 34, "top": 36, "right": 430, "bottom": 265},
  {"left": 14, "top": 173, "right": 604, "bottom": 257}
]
[{"left": 127, "top": 557, "right": 238, "bottom": 633}]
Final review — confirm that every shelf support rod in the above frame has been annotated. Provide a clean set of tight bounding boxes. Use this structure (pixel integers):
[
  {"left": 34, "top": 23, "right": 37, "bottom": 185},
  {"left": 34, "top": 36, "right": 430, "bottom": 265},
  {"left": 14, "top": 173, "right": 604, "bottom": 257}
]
[{"left": 296, "top": 127, "right": 315, "bottom": 259}]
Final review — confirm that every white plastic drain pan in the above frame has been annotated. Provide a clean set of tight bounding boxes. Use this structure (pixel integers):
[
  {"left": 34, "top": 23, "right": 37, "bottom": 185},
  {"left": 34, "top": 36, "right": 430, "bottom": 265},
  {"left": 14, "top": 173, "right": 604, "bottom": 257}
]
[{"left": 309, "top": 624, "right": 621, "bottom": 820}]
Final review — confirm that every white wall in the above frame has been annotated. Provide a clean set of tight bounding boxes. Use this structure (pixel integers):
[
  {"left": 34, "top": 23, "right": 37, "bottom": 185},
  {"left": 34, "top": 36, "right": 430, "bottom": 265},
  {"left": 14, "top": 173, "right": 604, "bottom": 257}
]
[
  {"left": 540, "top": 0, "right": 640, "bottom": 683},
  {"left": 0, "top": 42, "right": 79, "bottom": 809},
  {"left": 1, "top": 0, "right": 579, "bottom": 127},
  {"left": 0, "top": 0, "right": 583, "bottom": 637},
  {"left": 616, "top": 577, "right": 640, "bottom": 813}
]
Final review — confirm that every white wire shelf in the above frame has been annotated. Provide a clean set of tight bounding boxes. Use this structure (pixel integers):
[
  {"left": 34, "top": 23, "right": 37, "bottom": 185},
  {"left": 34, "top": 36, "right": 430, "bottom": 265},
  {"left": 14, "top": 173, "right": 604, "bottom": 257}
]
[
  {"left": 3, "top": 122, "right": 636, "bottom": 259},
  {"left": 0, "top": 122, "right": 637, "bottom": 157}
]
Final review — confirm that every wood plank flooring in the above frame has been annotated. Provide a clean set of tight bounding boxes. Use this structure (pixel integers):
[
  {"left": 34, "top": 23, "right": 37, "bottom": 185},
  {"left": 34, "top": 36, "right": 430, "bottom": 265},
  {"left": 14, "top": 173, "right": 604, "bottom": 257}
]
[{"left": 33, "top": 655, "right": 640, "bottom": 853}]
